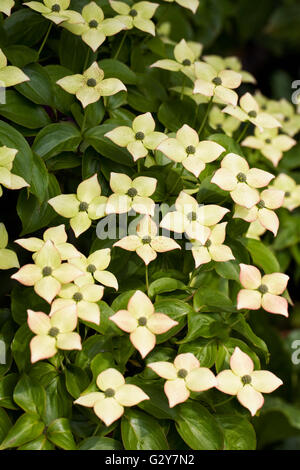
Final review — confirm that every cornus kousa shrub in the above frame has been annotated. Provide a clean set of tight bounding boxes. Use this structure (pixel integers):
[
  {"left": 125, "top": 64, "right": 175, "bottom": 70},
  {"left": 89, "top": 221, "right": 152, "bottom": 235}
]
[{"left": 0, "top": 0, "right": 300, "bottom": 453}]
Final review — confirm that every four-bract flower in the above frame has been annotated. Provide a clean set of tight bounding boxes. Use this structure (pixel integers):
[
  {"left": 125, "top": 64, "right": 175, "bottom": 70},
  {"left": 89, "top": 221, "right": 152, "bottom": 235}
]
[
  {"left": 24, "top": 0, "right": 81, "bottom": 24},
  {"left": 190, "top": 222, "right": 234, "bottom": 268},
  {"left": 70, "top": 248, "right": 118, "bottom": 290},
  {"left": 0, "top": 223, "right": 19, "bottom": 270},
  {"left": 222, "top": 92, "right": 281, "bottom": 131},
  {"left": 74, "top": 368, "right": 149, "bottom": 426},
  {"left": 114, "top": 215, "right": 180, "bottom": 265},
  {"left": 11, "top": 240, "right": 83, "bottom": 303},
  {"left": 27, "top": 305, "right": 81, "bottom": 363},
  {"left": 271, "top": 173, "right": 300, "bottom": 211},
  {"left": 242, "top": 128, "right": 296, "bottom": 167},
  {"left": 110, "top": 290, "right": 178, "bottom": 358},
  {"left": 211, "top": 153, "right": 274, "bottom": 209},
  {"left": 209, "top": 105, "right": 240, "bottom": 137},
  {"left": 48, "top": 174, "right": 107, "bottom": 237},
  {"left": 233, "top": 188, "right": 284, "bottom": 236},
  {"left": 193, "top": 61, "right": 242, "bottom": 106},
  {"left": 269, "top": 99, "right": 300, "bottom": 137},
  {"left": 160, "top": 191, "right": 229, "bottom": 243},
  {"left": 217, "top": 347, "right": 283, "bottom": 416},
  {"left": 0, "top": 49, "right": 29, "bottom": 88},
  {"left": 50, "top": 277, "right": 104, "bottom": 325},
  {"left": 56, "top": 62, "right": 126, "bottom": 108},
  {"left": 157, "top": 124, "right": 225, "bottom": 178},
  {"left": 246, "top": 219, "right": 266, "bottom": 240},
  {"left": 105, "top": 112, "right": 166, "bottom": 161},
  {"left": 0, "top": 0, "right": 14, "bottom": 16},
  {"left": 106, "top": 172, "right": 157, "bottom": 216},
  {"left": 15, "top": 224, "right": 81, "bottom": 261},
  {"left": 203, "top": 55, "right": 256, "bottom": 84},
  {"left": 0, "top": 146, "right": 29, "bottom": 196},
  {"left": 148, "top": 353, "right": 217, "bottom": 408},
  {"left": 237, "top": 263, "right": 289, "bottom": 317},
  {"left": 63, "top": 2, "right": 125, "bottom": 52},
  {"left": 109, "top": 1, "right": 159, "bottom": 36},
  {"left": 161, "top": 0, "right": 199, "bottom": 14}
]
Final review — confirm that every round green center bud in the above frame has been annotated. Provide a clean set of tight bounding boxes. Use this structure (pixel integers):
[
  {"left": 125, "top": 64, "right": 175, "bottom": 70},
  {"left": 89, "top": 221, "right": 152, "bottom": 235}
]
[
  {"left": 187, "top": 211, "right": 197, "bottom": 222},
  {"left": 138, "top": 316, "right": 147, "bottom": 326},
  {"left": 212, "top": 76, "right": 222, "bottom": 86},
  {"left": 48, "top": 327, "right": 59, "bottom": 337},
  {"left": 186, "top": 145, "right": 196, "bottom": 155},
  {"left": 237, "top": 172, "right": 247, "bottom": 183},
  {"left": 87, "top": 78, "right": 97, "bottom": 87},
  {"left": 241, "top": 374, "right": 252, "bottom": 385},
  {"left": 142, "top": 236, "right": 151, "bottom": 245},
  {"left": 42, "top": 266, "right": 52, "bottom": 277},
  {"left": 177, "top": 368, "right": 188, "bottom": 379},
  {"left": 87, "top": 264, "right": 96, "bottom": 274},
  {"left": 51, "top": 4, "right": 61, "bottom": 12},
  {"left": 205, "top": 239, "right": 212, "bottom": 248},
  {"left": 265, "top": 138, "right": 271, "bottom": 144},
  {"left": 258, "top": 284, "right": 268, "bottom": 294},
  {"left": 216, "top": 123, "right": 222, "bottom": 130},
  {"left": 129, "top": 9, "right": 138, "bottom": 17},
  {"left": 135, "top": 131, "right": 145, "bottom": 141},
  {"left": 248, "top": 110, "right": 257, "bottom": 118},
  {"left": 257, "top": 199, "right": 265, "bottom": 209},
  {"left": 79, "top": 201, "right": 89, "bottom": 212},
  {"left": 127, "top": 187, "right": 138, "bottom": 198},
  {"left": 285, "top": 191, "right": 291, "bottom": 197},
  {"left": 73, "top": 292, "right": 83, "bottom": 302},
  {"left": 284, "top": 116, "right": 290, "bottom": 123},
  {"left": 261, "top": 105, "right": 267, "bottom": 110},
  {"left": 182, "top": 59, "right": 191, "bottom": 66},
  {"left": 89, "top": 19, "right": 98, "bottom": 28},
  {"left": 104, "top": 388, "right": 115, "bottom": 398}
]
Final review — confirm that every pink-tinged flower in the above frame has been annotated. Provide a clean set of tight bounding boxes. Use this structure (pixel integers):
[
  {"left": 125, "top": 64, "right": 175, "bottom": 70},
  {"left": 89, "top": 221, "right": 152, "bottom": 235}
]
[
  {"left": 216, "top": 347, "right": 283, "bottom": 416},
  {"left": 246, "top": 220, "right": 266, "bottom": 240},
  {"left": 11, "top": 241, "right": 83, "bottom": 303},
  {"left": 106, "top": 173, "right": 157, "bottom": 216},
  {"left": 0, "top": 145, "right": 29, "bottom": 196},
  {"left": 237, "top": 263, "right": 289, "bottom": 317},
  {"left": 233, "top": 188, "right": 284, "bottom": 236},
  {"left": 15, "top": 224, "right": 81, "bottom": 261},
  {"left": 271, "top": 173, "right": 300, "bottom": 211},
  {"left": 191, "top": 222, "right": 234, "bottom": 268},
  {"left": 48, "top": 174, "right": 107, "bottom": 237},
  {"left": 27, "top": 305, "right": 81, "bottom": 363},
  {"left": 160, "top": 191, "right": 229, "bottom": 244},
  {"left": 50, "top": 277, "right": 104, "bottom": 325},
  {"left": 70, "top": 248, "right": 118, "bottom": 290},
  {"left": 114, "top": 215, "right": 180, "bottom": 265},
  {"left": 110, "top": 290, "right": 178, "bottom": 358},
  {"left": 211, "top": 153, "right": 274, "bottom": 209},
  {"left": 148, "top": 353, "right": 217, "bottom": 407},
  {"left": 74, "top": 368, "right": 149, "bottom": 426}
]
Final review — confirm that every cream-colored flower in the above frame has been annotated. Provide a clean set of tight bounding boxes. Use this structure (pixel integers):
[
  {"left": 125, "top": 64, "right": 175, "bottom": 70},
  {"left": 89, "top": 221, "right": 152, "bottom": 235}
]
[
  {"left": 203, "top": 55, "right": 256, "bottom": 84},
  {"left": 24, "top": 0, "right": 81, "bottom": 24},
  {"left": 242, "top": 128, "right": 296, "bottom": 167},
  {"left": 216, "top": 347, "right": 282, "bottom": 416},
  {"left": 161, "top": 0, "right": 199, "bottom": 14},
  {"left": 169, "top": 86, "right": 210, "bottom": 105},
  {"left": 193, "top": 61, "right": 242, "bottom": 106},
  {"left": 157, "top": 124, "right": 225, "bottom": 178},
  {"left": 237, "top": 263, "right": 289, "bottom": 317},
  {"left": 109, "top": 1, "right": 159, "bottom": 36},
  {"left": 63, "top": 2, "right": 125, "bottom": 52},
  {"left": 106, "top": 172, "right": 157, "bottom": 216},
  {"left": 27, "top": 305, "right": 81, "bottom": 363},
  {"left": 222, "top": 92, "right": 281, "bottom": 131},
  {"left": 271, "top": 173, "right": 300, "bottom": 211},
  {"left": 262, "top": 98, "right": 300, "bottom": 137},
  {"left": 211, "top": 153, "right": 274, "bottom": 209},
  {"left": 56, "top": 62, "right": 126, "bottom": 108},
  {"left": 70, "top": 248, "right": 118, "bottom": 290},
  {"left": 233, "top": 188, "right": 284, "bottom": 236},
  {"left": 245, "top": 219, "right": 266, "bottom": 240},
  {"left": 0, "top": 146, "right": 29, "bottom": 196},
  {"left": 74, "top": 368, "right": 149, "bottom": 426},
  {"left": 160, "top": 191, "right": 229, "bottom": 244},
  {"left": 0, "top": 49, "right": 29, "bottom": 88},
  {"left": 148, "top": 353, "right": 216, "bottom": 408},
  {"left": 114, "top": 215, "right": 180, "bottom": 265},
  {"left": 110, "top": 290, "right": 178, "bottom": 358},
  {"left": 0, "top": 0, "right": 14, "bottom": 15},
  {"left": 105, "top": 112, "right": 166, "bottom": 161},
  {"left": 0, "top": 223, "right": 19, "bottom": 270},
  {"left": 11, "top": 240, "right": 83, "bottom": 303},
  {"left": 15, "top": 224, "right": 81, "bottom": 261},
  {"left": 209, "top": 105, "right": 240, "bottom": 137},
  {"left": 48, "top": 174, "right": 107, "bottom": 237},
  {"left": 190, "top": 222, "right": 234, "bottom": 268}
]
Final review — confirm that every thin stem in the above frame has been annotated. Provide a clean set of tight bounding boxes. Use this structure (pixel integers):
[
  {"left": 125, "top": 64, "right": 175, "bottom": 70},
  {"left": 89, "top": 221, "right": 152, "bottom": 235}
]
[
  {"left": 114, "top": 31, "right": 127, "bottom": 60},
  {"left": 145, "top": 264, "right": 149, "bottom": 294},
  {"left": 168, "top": 165, "right": 184, "bottom": 195},
  {"left": 198, "top": 96, "right": 213, "bottom": 135},
  {"left": 180, "top": 75, "right": 186, "bottom": 101},
  {"left": 237, "top": 121, "right": 250, "bottom": 143},
  {"left": 38, "top": 22, "right": 53, "bottom": 57},
  {"left": 215, "top": 396, "right": 234, "bottom": 407},
  {"left": 81, "top": 111, "right": 87, "bottom": 134},
  {"left": 137, "top": 159, "right": 141, "bottom": 173}
]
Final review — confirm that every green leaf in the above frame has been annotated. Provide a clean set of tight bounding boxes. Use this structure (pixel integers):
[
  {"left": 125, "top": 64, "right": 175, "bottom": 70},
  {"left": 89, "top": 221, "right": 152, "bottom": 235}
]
[
  {"left": 59, "top": 30, "right": 96, "bottom": 73},
  {"left": 0, "top": 413, "right": 44, "bottom": 450},
  {"left": 0, "top": 408, "right": 12, "bottom": 444},
  {"left": 11, "top": 284, "right": 48, "bottom": 325},
  {"left": 0, "top": 373, "right": 18, "bottom": 409},
  {"left": 179, "top": 338, "right": 218, "bottom": 368},
  {"left": 229, "top": 314, "right": 269, "bottom": 360},
  {"left": 45, "top": 65, "right": 76, "bottom": 114},
  {"left": 13, "top": 374, "right": 46, "bottom": 416},
  {"left": 215, "top": 415, "right": 256, "bottom": 450},
  {"left": 216, "top": 338, "right": 260, "bottom": 372},
  {"left": 158, "top": 98, "right": 201, "bottom": 131},
  {"left": 208, "top": 133, "right": 244, "bottom": 155},
  {"left": 11, "top": 324, "right": 32, "bottom": 372},
  {"left": 98, "top": 59, "right": 137, "bottom": 84},
  {"left": 65, "top": 365, "right": 90, "bottom": 399},
  {"left": 32, "top": 122, "right": 81, "bottom": 160},
  {"left": 154, "top": 298, "right": 194, "bottom": 320},
  {"left": 47, "top": 418, "right": 76, "bottom": 450},
  {"left": 121, "top": 409, "right": 169, "bottom": 450},
  {"left": 3, "top": 9, "right": 48, "bottom": 47},
  {"left": 15, "top": 63, "right": 53, "bottom": 106},
  {"left": 3, "top": 45, "right": 38, "bottom": 68},
  {"left": 148, "top": 277, "right": 187, "bottom": 297},
  {"left": 0, "top": 90, "right": 51, "bottom": 129},
  {"left": 193, "top": 288, "right": 234, "bottom": 312},
  {"left": 215, "top": 260, "right": 240, "bottom": 281},
  {"left": 181, "top": 313, "right": 227, "bottom": 343},
  {"left": 242, "top": 238, "right": 280, "bottom": 273},
  {"left": 18, "top": 436, "right": 55, "bottom": 450},
  {"left": 78, "top": 437, "right": 123, "bottom": 450}
]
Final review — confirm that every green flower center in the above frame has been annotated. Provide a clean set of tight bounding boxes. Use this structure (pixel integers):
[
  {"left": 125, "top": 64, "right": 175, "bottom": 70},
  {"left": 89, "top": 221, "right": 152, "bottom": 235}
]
[
  {"left": 104, "top": 388, "right": 115, "bottom": 398},
  {"left": 129, "top": 9, "right": 138, "bottom": 17},
  {"left": 285, "top": 191, "right": 291, "bottom": 197},
  {"left": 265, "top": 138, "right": 271, "bottom": 144},
  {"left": 89, "top": 20, "right": 98, "bottom": 28},
  {"left": 73, "top": 292, "right": 83, "bottom": 302},
  {"left": 258, "top": 284, "right": 268, "bottom": 294},
  {"left": 248, "top": 110, "right": 257, "bottom": 118},
  {"left": 284, "top": 116, "right": 290, "bottom": 122},
  {"left": 177, "top": 368, "right": 188, "bottom": 379},
  {"left": 51, "top": 4, "right": 61, "bottom": 12},
  {"left": 127, "top": 187, "right": 138, "bottom": 198},
  {"left": 48, "top": 327, "right": 59, "bottom": 337},
  {"left": 261, "top": 105, "right": 267, "bottom": 110},
  {"left": 212, "top": 76, "right": 222, "bottom": 86},
  {"left": 216, "top": 123, "right": 222, "bottom": 130},
  {"left": 142, "top": 236, "right": 151, "bottom": 245},
  {"left": 257, "top": 200, "right": 265, "bottom": 209},
  {"left": 87, "top": 264, "right": 96, "bottom": 273},
  {"left": 205, "top": 239, "right": 212, "bottom": 248},
  {"left": 187, "top": 211, "right": 197, "bottom": 222},
  {"left": 79, "top": 201, "right": 89, "bottom": 212},
  {"left": 241, "top": 374, "right": 252, "bottom": 385},
  {"left": 237, "top": 172, "right": 247, "bottom": 183},
  {"left": 186, "top": 145, "right": 196, "bottom": 155},
  {"left": 138, "top": 316, "right": 147, "bottom": 326},
  {"left": 87, "top": 78, "right": 97, "bottom": 87},
  {"left": 42, "top": 266, "right": 52, "bottom": 277},
  {"left": 182, "top": 59, "right": 191, "bottom": 66},
  {"left": 135, "top": 131, "right": 145, "bottom": 141}
]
